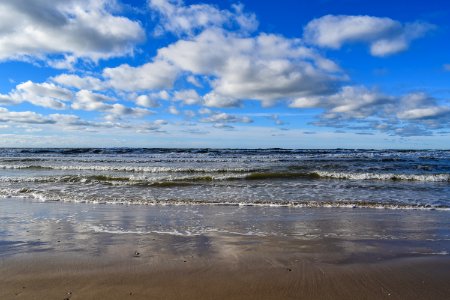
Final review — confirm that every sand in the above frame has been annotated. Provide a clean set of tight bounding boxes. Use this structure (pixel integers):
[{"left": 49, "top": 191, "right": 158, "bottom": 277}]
[
  {"left": 1, "top": 198, "right": 450, "bottom": 299},
  {"left": 1, "top": 253, "right": 450, "bottom": 299}
]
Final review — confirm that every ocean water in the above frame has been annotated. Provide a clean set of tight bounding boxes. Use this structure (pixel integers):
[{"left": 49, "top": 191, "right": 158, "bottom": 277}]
[{"left": 0, "top": 148, "right": 449, "bottom": 209}]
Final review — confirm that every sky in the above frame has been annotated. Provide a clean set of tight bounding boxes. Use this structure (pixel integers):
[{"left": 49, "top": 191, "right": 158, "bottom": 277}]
[{"left": 0, "top": 0, "right": 449, "bottom": 148}]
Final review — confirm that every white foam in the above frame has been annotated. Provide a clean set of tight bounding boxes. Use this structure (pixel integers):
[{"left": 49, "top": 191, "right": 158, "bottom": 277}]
[
  {"left": 0, "top": 164, "right": 254, "bottom": 173},
  {"left": 315, "top": 171, "right": 450, "bottom": 182}
]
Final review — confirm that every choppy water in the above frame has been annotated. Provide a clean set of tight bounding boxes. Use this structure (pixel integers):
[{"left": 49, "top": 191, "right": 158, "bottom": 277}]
[{"left": 0, "top": 148, "right": 449, "bottom": 209}]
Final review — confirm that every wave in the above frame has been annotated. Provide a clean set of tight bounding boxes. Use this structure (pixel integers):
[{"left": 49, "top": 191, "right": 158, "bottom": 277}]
[
  {"left": 1, "top": 148, "right": 449, "bottom": 158},
  {"left": 1, "top": 190, "right": 448, "bottom": 211},
  {"left": 1, "top": 170, "right": 449, "bottom": 184},
  {"left": 240, "top": 171, "right": 450, "bottom": 182},
  {"left": 0, "top": 164, "right": 257, "bottom": 173},
  {"left": 0, "top": 174, "right": 244, "bottom": 187},
  {"left": 314, "top": 171, "right": 450, "bottom": 182}
]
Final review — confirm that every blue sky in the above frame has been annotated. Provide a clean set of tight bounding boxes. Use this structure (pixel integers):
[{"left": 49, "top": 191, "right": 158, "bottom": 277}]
[{"left": 0, "top": 0, "right": 449, "bottom": 148}]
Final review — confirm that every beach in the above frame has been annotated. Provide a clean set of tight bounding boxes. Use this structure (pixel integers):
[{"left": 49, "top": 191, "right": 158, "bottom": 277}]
[
  {"left": 1, "top": 148, "right": 450, "bottom": 299},
  {"left": 1, "top": 0, "right": 449, "bottom": 297},
  {"left": 1, "top": 197, "right": 450, "bottom": 299}
]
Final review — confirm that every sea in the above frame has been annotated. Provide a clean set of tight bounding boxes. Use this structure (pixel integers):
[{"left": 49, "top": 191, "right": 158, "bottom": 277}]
[{"left": 0, "top": 148, "right": 449, "bottom": 210}]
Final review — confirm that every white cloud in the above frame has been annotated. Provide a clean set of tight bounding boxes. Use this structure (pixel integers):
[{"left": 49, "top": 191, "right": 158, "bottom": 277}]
[
  {"left": 47, "top": 55, "right": 78, "bottom": 70},
  {"left": 186, "top": 75, "right": 202, "bottom": 87},
  {"left": 443, "top": 64, "right": 450, "bottom": 72},
  {"left": 149, "top": 0, "right": 258, "bottom": 36},
  {"left": 135, "top": 121, "right": 168, "bottom": 133},
  {"left": 103, "top": 60, "right": 178, "bottom": 91},
  {"left": 12, "top": 81, "right": 73, "bottom": 109},
  {"left": 304, "top": 15, "right": 434, "bottom": 56},
  {"left": 200, "top": 112, "right": 252, "bottom": 124},
  {"left": 198, "top": 108, "right": 213, "bottom": 115},
  {"left": 0, "top": 107, "right": 55, "bottom": 124},
  {"left": 71, "top": 89, "right": 152, "bottom": 119},
  {"left": 290, "top": 86, "right": 394, "bottom": 119},
  {"left": 0, "top": 94, "right": 19, "bottom": 106},
  {"left": 107, "top": 104, "right": 152, "bottom": 118},
  {"left": 134, "top": 90, "right": 169, "bottom": 107},
  {"left": 203, "top": 91, "right": 242, "bottom": 108},
  {"left": 0, "top": 0, "right": 145, "bottom": 64},
  {"left": 397, "top": 106, "right": 450, "bottom": 120},
  {"left": 173, "top": 89, "right": 202, "bottom": 105},
  {"left": 72, "top": 89, "right": 113, "bottom": 111},
  {"left": 135, "top": 95, "right": 160, "bottom": 108},
  {"left": 0, "top": 106, "right": 163, "bottom": 135},
  {"left": 52, "top": 74, "right": 105, "bottom": 90},
  {"left": 290, "top": 86, "right": 450, "bottom": 136},
  {"left": 158, "top": 29, "right": 342, "bottom": 106},
  {"left": 168, "top": 105, "right": 180, "bottom": 115},
  {"left": 153, "top": 119, "right": 168, "bottom": 126},
  {"left": 397, "top": 93, "right": 450, "bottom": 120}
]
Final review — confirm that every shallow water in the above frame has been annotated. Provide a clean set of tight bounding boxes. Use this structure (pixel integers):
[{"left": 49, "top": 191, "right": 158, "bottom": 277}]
[{"left": 0, "top": 148, "right": 449, "bottom": 209}]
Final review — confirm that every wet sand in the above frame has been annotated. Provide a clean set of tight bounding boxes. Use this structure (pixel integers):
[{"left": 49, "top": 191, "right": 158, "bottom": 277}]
[
  {"left": 1, "top": 198, "right": 450, "bottom": 299},
  {"left": 2, "top": 254, "right": 450, "bottom": 300}
]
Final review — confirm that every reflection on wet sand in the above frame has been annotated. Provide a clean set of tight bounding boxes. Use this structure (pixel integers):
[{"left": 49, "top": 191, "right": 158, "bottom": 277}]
[{"left": 1, "top": 198, "right": 450, "bottom": 263}]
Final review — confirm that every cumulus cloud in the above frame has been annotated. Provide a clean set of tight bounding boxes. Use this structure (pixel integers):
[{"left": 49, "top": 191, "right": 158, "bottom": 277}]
[
  {"left": 397, "top": 93, "right": 450, "bottom": 120},
  {"left": 200, "top": 111, "right": 252, "bottom": 124},
  {"left": 397, "top": 106, "right": 450, "bottom": 120},
  {"left": 106, "top": 104, "right": 152, "bottom": 119},
  {"left": 11, "top": 81, "right": 73, "bottom": 109},
  {"left": 0, "top": 0, "right": 145, "bottom": 64},
  {"left": 0, "top": 106, "right": 161, "bottom": 134},
  {"left": 291, "top": 86, "right": 450, "bottom": 136},
  {"left": 103, "top": 60, "right": 178, "bottom": 91},
  {"left": 158, "top": 29, "right": 342, "bottom": 106},
  {"left": 135, "top": 120, "right": 169, "bottom": 133},
  {"left": 52, "top": 74, "right": 105, "bottom": 90},
  {"left": 71, "top": 90, "right": 152, "bottom": 120},
  {"left": 0, "top": 94, "right": 19, "bottom": 106},
  {"left": 202, "top": 92, "right": 242, "bottom": 108},
  {"left": 72, "top": 89, "right": 114, "bottom": 111},
  {"left": 0, "top": 107, "right": 55, "bottom": 124},
  {"left": 149, "top": 0, "right": 258, "bottom": 36},
  {"left": 187, "top": 75, "right": 202, "bottom": 87},
  {"left": 304, "top": 15, "right": 434, "bottom": 56},
  {"left": 135, "top": 95, "right": 160, "bottom": 108},
  {"left": 168, "top": 105, "right": 180, "bottom": 115},
  {"left": 173, "top": 89, "right": 202, "bottom": 105},
  {"left": 291, "top": 86, "right": 394, "bottom": 119},
  {"left": 134, "top": 90, "right": 169, "bottom": 108}
]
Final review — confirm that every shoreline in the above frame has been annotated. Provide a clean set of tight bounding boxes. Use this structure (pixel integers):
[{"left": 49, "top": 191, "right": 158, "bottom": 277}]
[{"left": 3, "top": 195, "right": 450, "bottom": 211}]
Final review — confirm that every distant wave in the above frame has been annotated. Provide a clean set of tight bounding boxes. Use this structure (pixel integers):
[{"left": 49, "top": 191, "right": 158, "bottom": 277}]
[
  {"left": 0, "top": 164, "right": 257, "bottom": 173},
  {"left": 0, "top": 148, "right": 448, "bottom": 158}
]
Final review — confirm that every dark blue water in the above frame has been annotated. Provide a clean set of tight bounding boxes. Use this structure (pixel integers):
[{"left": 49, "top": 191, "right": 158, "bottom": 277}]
[{"left": 0, "top": 148, "right": 449, "bottom": 209}]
